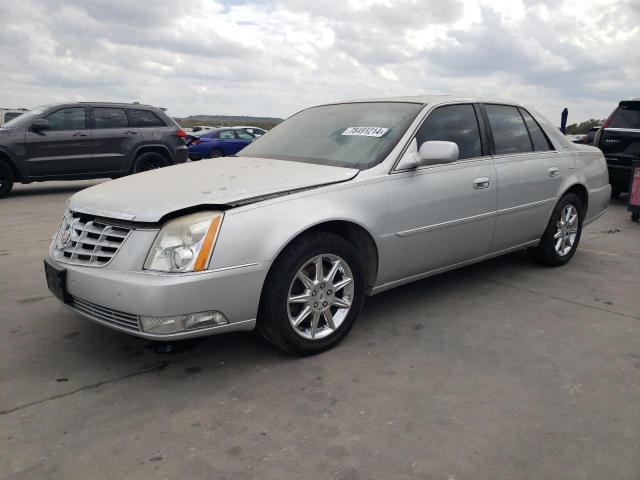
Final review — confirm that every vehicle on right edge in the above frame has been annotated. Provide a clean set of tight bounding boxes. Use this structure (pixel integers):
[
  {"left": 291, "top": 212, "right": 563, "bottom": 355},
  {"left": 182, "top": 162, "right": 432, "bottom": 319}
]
[{"left": 595, "top": 98, "right": 640, "bottom": 198}]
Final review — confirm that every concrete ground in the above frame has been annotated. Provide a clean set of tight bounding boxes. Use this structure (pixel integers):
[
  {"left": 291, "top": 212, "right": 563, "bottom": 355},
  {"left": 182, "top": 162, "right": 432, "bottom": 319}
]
[{"left": 1, "top": 181, "right": 639, "bottom": 480}]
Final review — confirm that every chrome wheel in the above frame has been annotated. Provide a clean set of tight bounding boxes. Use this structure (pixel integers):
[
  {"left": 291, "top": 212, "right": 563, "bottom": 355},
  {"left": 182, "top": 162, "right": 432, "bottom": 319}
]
[
  {"left": 287, "top": 254, "right": 354, "bottom": 340},
  {"left": 554, "top": 204, "right": 579, "bottom": 256}
]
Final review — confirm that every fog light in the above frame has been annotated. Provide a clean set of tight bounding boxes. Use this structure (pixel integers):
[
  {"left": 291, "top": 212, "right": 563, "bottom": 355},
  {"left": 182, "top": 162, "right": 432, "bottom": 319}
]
[{"left": 139, "top": 311, "right": 229, "bottom": 334}]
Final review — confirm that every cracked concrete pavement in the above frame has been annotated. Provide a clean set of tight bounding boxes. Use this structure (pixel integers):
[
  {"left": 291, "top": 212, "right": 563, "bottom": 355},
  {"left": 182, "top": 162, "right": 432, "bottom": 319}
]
[{"left": 1, "top": 181, "right": 639, "bottom": 479}]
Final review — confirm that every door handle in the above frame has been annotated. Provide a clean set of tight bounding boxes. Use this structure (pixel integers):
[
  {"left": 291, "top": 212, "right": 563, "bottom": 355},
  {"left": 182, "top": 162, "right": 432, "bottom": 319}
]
[
  {"left": 473, "top": 177, "right": 491, "bottom": 189},
  {"left": 124, "top": 130, "right": 138, "bottom": 135},
  {"left": 72, "top": 132, "right": 87, "bottom": 137},
  {"left": 548, "top": 167, "right": 560, "bottom": 177}
]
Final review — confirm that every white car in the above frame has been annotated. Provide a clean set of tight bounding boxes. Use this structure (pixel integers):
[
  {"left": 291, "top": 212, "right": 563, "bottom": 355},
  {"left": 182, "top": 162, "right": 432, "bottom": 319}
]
[
  {"left": 0, "top": 108, "right": 29, "bottom": 125},
  {"left": 235, "top": 126, "right": 267, "bottom": 137},
  {"left": 185, "top": 125, "right": 217, "bottom": 137}
]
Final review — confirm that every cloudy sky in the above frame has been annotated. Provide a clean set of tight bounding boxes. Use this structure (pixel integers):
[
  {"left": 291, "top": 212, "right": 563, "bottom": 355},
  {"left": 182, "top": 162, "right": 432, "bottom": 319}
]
[{"left": 0, "top": 0, "right": 638, "bottom": 124}]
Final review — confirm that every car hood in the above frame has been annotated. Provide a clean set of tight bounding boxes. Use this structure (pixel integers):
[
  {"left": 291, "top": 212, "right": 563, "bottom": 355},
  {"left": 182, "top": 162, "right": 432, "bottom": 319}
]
[{"left": 68, "top": 157, "right": 359, "bottom": 222}]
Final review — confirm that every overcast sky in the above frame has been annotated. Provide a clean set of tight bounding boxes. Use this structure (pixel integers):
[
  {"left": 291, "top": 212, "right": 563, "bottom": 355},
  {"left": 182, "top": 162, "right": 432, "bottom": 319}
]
[{"left": 0, "top": 0, "right": 638, "bottom": 124}]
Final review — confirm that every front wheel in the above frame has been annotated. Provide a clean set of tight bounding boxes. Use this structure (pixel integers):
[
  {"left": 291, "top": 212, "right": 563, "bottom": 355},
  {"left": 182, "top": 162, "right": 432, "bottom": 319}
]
[
  {"left": 0, "top": 161, "right": 14, "bottom": 198},
  {"left": 528, "top": 193, "right": 583, "bottom": 266},
  {"left": 257, "top": 232, "right": 366, "bottom": 355},
  {"left": 209, "top": 148, "right": 223, "bottom": 158}
]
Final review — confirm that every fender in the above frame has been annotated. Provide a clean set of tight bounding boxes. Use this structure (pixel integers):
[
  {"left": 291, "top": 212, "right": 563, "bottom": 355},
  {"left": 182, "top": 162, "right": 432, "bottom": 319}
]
[{"left": 131, "top": 143, "right": 175, "bottom": 164}]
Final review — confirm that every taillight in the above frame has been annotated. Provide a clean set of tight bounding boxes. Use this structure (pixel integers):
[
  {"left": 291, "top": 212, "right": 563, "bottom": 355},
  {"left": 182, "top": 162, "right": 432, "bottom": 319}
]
[
  {"left": 175, "top": 129, "right": 186, "bottom": 138},
  {"left": 191, "top": 139, "right": 200, "bottom": 145}
]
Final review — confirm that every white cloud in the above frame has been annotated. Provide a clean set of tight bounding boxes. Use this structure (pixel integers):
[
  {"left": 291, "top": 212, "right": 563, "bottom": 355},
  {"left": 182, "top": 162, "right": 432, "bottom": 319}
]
[{"left": 0, "top": 0, "right": 637, "bottom": 125}]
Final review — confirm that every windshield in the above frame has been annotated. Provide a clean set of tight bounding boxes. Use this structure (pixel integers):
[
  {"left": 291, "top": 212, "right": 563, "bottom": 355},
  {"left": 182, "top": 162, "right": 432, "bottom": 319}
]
[
  {"left": 238, "top": 102, "right": 423, "bottom": 169},
  {"left": 2, "top": 107, "right": 47, "bottom": 128}
]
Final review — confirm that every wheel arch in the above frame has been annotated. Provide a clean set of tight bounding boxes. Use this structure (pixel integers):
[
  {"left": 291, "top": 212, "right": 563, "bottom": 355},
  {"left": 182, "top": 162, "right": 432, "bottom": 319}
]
[
  {"left": 563, "top": 183, "right": 589, "bottom": 213},
  {"left": 132, "top": 145, "right": 173, "bottom": 166},
  {"left": 0, "top": 150, "right": 22, "bottom": 182},
  {"left": 266, "top": 219, "right": 379, "bottom": 293}
]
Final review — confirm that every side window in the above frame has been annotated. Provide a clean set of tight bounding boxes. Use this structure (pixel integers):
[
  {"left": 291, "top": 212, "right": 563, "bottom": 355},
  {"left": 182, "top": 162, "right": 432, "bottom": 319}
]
[
  {"left": 219, "top": 131, "right": 235, "bottom": 139},
  {"left": 93, "top": 108, "right": 128, "bottom": 129},
  {"left": 128, "top": 109, "right": 166, "bottom": 128},
  {"left": 519, "top": 108, "right": 553, "bottom": 151},
  {"left": 415, "top": 104, "right": 482, "bottom": 160},
  {"left": 484, "top": 104, "right": 533, "bottom": 155},
  {"left": 236, "top": 130, "right": 254, "bottom": 140},
  {"left": 45, "top": 108, "right": 86, "bottom": 131}
]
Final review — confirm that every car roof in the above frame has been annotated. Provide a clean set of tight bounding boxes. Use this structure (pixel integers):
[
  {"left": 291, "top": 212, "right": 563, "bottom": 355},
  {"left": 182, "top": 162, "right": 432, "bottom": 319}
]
[
  {"left": 320, "top": 95, "right": 527, "bottom": 107},
  {"left": 38, "top": 102, "right": 161, "bottom": 110}
]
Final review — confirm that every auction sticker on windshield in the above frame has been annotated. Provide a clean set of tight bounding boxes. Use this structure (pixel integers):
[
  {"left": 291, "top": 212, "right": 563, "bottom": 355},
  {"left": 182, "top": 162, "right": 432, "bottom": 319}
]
[{"left": 342, "top": 127, "right": 389, "bottom": 137}]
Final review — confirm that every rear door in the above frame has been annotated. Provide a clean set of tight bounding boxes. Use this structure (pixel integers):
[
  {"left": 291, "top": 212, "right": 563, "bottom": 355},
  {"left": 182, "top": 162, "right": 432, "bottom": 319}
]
[
  {"left": 90, "top": 107, "right": 140, "bottom": 173},
  {"left": 24, "top": 107, "right": 93, "bottom": 176},
  {"left": 484, "top": 104, "right": 564, "bottom": 252}
]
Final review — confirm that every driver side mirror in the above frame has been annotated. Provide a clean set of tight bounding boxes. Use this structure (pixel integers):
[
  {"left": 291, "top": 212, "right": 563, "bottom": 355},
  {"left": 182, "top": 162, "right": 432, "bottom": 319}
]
[
  {"left": 31, "top": 119, "right": 50, "bottom": 132},
  {"left": 397, "top": 140, "right": 459, "bottom": 170}
]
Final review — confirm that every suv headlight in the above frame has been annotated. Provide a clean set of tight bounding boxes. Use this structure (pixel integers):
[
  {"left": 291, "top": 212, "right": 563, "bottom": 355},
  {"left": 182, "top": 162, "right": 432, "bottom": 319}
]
[{"left": 144, "top": 211, "right": 223, "bottom": 273}]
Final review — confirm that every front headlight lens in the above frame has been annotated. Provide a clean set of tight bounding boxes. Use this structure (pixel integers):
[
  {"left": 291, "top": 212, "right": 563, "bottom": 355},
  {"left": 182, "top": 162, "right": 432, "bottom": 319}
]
[{"left": 144, "top": 211, "right": 223, "bottom": 272}]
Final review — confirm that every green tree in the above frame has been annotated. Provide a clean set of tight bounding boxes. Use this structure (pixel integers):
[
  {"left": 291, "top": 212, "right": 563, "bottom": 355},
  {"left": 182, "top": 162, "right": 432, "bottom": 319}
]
[{"left": 565, "top": 119, "right": 604, "bottom": 135}]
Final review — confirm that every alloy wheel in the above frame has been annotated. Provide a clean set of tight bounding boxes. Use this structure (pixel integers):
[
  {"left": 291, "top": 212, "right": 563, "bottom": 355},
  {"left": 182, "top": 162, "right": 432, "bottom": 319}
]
[{"left": 554, "top": 204, "right": 579, "bottom": 256}]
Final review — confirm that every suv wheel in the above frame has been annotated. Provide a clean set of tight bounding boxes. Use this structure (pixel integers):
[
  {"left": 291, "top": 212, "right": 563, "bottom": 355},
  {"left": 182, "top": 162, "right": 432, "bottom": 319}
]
[
  {"left": 0, "top": 161, "right": 14, "bottom": 198},
  {"left": 258, "top": 232, "right": 365, "bottom": 355},
  {"left": 132, "top": 152, "right": 168, "bottom": 174},
  {"left": 528, "top": 193, "right": 584, "bottom": 266}
]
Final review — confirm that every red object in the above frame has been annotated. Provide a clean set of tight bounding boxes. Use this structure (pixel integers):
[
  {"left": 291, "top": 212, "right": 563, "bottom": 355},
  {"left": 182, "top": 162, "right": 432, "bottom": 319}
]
[
  {"left": 630, "top": 167, "right": 640, "bottom": 207},
  {"left": 175, "top": 129, "right": 186, "bottom": 138}
]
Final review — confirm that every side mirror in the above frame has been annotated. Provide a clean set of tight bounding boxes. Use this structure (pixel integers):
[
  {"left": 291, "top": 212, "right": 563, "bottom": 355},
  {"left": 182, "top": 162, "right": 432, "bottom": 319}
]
[
  {"left": 396, "top": 140, "right": 459, "bottom": 170},
  {"left": 31, "top": 119, "right": 50, "bottom": 132},
  {"left": 417, "top": 141, "right": 459, "bottom": 165}
]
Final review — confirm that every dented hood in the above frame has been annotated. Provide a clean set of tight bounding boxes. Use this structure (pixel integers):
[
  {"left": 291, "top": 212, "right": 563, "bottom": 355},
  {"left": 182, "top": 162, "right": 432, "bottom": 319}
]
[{"left": 68, "top": 157, "right": 358, "bottom": 222}]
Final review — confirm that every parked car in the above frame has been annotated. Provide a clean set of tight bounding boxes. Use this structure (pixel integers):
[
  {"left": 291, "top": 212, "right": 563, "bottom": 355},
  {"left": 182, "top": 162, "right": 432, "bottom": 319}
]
[
  {"left": 0, "top": 102, "right": 188, "bottom": 197},
  {"left": 566, "top": 134, "right": 587, "bottom": 144},
  {"left": 0, "top": 108, "right": 29, "bottom": 125},
  {"left": 594, "top": 99, "right": 640, "bottom": 197},
  {"left": 235, "top": 126, "right": 268, "bottom": 137},
  {"left": 187, "top": 128, "right": 254, "bottom": 160},
  {"left": 583, "top": 125, "right": 601, "bottom": 145},
  {"left": 44, "top": 96, "right": 610, "bottom": 355}
]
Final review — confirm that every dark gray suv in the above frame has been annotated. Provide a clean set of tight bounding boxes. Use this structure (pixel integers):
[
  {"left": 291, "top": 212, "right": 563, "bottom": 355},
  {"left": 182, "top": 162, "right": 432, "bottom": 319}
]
[{"left": 0, "top": 102, "right": 188, "bottom": 197}]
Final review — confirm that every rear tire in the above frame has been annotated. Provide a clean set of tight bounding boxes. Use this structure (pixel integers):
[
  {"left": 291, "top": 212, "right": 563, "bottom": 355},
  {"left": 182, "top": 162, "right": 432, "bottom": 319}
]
[
  {"left": 131, "top": 152, "right": 168, "bottom": 174},
  {"left": 0, "top": 161, "right": 14, "bottom": 198},
  {"left": 528, "top": 193, "right": 583, "bottom": 266},
  {"left": 257, "top": 232, "right": 366, "bottom": 355}
]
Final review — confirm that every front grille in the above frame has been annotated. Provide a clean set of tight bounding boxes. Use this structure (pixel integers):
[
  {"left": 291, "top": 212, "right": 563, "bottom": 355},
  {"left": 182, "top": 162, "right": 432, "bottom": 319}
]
[
  {"left": 52, "top": 210, "right": 131, "bottom": 267},
  {"left": 70, "top": 297, "right": 141, "bottom": 332}
]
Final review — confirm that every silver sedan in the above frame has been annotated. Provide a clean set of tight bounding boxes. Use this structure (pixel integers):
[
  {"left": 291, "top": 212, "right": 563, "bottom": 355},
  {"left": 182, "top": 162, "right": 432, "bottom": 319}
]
[{"left": 44, "top": 96, "right": 610, "bottom": 355}]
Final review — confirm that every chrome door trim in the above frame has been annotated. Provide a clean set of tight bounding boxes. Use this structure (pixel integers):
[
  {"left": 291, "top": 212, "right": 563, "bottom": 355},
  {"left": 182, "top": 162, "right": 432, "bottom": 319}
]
[
  {"left": 496, "top": 197, "right": 556, "bottom": 216},
  {"left": 395, "top": 211, "right": 496, "bottom": 237}
]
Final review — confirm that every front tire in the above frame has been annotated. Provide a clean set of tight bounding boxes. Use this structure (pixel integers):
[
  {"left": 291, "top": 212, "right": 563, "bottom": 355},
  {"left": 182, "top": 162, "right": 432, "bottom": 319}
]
[
  {"left": 209, "top": 148, "right": 223, "bottom": 158},
  {"left": 528, "top": 193, "right": 583, "bottom": 266},
  {"left": 257, "top": 232, "right": 366, "bottom": 355},
  {"left": 0, "top": 161, "right": 14, "bottom": 198}
]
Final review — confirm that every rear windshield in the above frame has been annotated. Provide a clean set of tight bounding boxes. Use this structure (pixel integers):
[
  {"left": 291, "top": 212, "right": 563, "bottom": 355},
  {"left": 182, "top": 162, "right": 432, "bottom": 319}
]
[
  {"left": 238, "top": 102, "right": 423, "bottom": 169},
  {"left": 610, "top": 102, "right": 640, "bottom": 129}
]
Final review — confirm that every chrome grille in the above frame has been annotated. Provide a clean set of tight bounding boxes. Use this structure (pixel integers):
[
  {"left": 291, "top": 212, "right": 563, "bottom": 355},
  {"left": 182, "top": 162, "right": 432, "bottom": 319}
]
[
  {"left": 70, "top": 297, "right": 140, "bottom": 332},
  {"left": 52, "top": 210, "right": 131, "bottom": 267}
]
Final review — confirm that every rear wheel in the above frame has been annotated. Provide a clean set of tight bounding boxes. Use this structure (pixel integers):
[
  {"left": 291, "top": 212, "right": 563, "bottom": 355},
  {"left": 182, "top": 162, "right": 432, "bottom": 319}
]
[
  {"left": 132, "top": 152, "right": 168, "bottom": 174},
  {"left": 257, "top": 232, "right": 365, "bottom": 355},
  {"left": 0, "top": 161, "right": 14, "bottom": 198},
  {"left": 528, "top": 193, "right": 583, "bottom": 266}
]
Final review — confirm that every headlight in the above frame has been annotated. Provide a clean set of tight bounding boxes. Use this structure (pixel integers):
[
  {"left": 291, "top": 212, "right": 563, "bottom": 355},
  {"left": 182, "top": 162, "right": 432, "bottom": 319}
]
[{"left": 144, "top": 211, "right": 223, "bottom": 272}]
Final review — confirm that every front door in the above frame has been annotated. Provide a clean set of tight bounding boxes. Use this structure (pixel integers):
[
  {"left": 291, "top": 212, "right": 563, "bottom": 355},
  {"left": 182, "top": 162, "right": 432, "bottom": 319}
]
[
  {"left": 382, "top": 104, "right": 497, "bottom": 283},
  {"left": 24, "top": 107, "right": 93, "bottom": 176}
]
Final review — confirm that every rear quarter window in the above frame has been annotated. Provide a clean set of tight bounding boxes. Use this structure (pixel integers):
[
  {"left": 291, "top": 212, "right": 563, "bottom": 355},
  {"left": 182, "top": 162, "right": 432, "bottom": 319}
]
[
  {"left": 128, "top": 109, "right": 166, "bottom": 128},
  {"left": 519, "top": 108, "right": 553, "bottom": 151}
]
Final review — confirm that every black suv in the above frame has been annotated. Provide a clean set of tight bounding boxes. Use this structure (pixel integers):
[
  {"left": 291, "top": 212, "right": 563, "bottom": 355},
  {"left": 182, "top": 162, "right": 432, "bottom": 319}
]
[
  {"left": 0, "top": 102, "right": 188, "bottom": 197},
  {"left": 595, "top": 99, "right": 640, "bottom": 197}
]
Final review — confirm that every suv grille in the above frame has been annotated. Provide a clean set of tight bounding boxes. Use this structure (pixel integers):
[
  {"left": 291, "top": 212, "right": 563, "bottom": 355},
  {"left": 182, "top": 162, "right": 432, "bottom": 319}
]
[{"left": 52, "top": 210, "right": 131, "bottom": 267}]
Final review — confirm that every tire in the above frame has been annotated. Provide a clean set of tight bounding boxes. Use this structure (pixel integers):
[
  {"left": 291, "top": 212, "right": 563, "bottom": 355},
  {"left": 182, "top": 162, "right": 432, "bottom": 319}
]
[
  {"left": 0, "top": 161, "right": 14, "bottom": 198},
  {"left": 209, "top": 148, "right": 223, "bottom": 158},
  {"left": 131, "top": 152, "right": 168, "bottom": 174},
  {"left": 528, "top": 193, "right": 584, "bottom": 266},
  {"left": 632, "top": 212, "right": 640, "bottom": 222},
  {"left": 257, "top": 232, "right": 366, "bottom": 355}
]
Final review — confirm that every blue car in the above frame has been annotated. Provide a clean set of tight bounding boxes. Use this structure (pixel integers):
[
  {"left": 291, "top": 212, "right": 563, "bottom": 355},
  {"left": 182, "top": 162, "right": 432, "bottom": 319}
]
[{"left": 187, "top": 128, "right": 254, "bottom": 160}]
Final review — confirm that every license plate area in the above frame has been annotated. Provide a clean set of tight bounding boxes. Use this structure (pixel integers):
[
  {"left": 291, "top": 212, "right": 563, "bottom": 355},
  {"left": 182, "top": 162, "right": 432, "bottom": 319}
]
[{"left": 44, "top": 258, "right": 71, "bottom": 303}]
